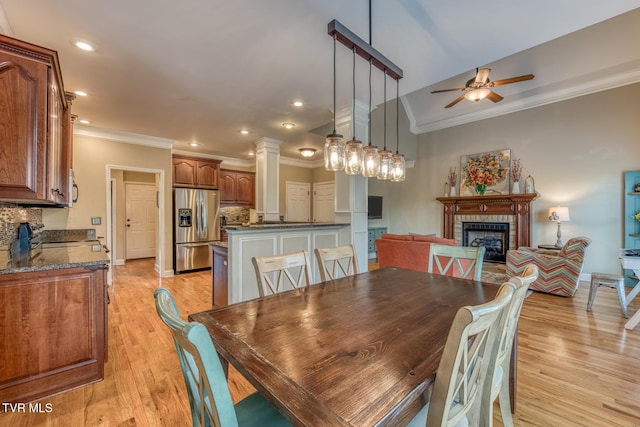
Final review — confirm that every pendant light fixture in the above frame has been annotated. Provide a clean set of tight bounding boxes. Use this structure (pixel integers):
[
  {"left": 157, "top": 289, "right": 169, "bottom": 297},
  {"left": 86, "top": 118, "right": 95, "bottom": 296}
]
[
  {"left": 324, "top": 33, "right": 345, "bottom": 171},
  {"left": 377, "top": 69, "right": 393, "bottom": 180},
  {"left": 362, "top": 59, "right": 380, "bottom": 178},
  {"left": 391, "top": 79, "right": 406, "bottom": 182},
  {"left": 344, "top": 46, "right": 363, "bottom": 175}
]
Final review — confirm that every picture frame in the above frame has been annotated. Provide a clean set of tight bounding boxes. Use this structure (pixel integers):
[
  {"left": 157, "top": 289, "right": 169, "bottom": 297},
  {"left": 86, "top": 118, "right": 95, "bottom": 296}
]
[{"left": 460, "top": 149, "right": 511, "bottom": 196}]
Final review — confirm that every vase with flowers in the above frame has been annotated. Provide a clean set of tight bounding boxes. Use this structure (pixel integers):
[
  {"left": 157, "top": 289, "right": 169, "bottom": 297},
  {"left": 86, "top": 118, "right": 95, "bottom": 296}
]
[
  {"left": 448, "top": 167, "right": 457, "bottom": 197},
  {"left": 511, "top": 158, "right": 522, "bottom": 194},
  {"left": 461, "top": 152, "right": 509, "bottom": 196},
  {"left": 633, "top": 209, "right": 640, "bottom": 223}
]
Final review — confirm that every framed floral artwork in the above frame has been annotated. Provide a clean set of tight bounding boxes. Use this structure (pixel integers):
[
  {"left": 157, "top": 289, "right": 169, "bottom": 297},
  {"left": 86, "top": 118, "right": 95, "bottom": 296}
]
[{"left": 460, "top": 149, "right": 511, "bottom": 196}]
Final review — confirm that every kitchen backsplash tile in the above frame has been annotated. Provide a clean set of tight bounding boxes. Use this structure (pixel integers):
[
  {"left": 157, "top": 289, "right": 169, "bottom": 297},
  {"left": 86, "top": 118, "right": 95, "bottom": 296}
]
[
  {"left": 220, "top": 206, "right": 250, "bottom": 224},
  {"left": 0, "top": 204, "right": 43, "bottom": 247}
]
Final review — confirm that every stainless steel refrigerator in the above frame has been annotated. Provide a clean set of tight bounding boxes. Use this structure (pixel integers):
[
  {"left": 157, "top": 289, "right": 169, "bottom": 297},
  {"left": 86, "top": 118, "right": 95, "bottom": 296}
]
[{"left": 174, "top": 188, "right": 220, "bottom": 273}]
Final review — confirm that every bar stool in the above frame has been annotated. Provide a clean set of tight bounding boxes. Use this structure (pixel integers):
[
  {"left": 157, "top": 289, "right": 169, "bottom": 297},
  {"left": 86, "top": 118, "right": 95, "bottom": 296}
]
[{"left": 587, "top": 272, "right": 628, "bottom": 318}]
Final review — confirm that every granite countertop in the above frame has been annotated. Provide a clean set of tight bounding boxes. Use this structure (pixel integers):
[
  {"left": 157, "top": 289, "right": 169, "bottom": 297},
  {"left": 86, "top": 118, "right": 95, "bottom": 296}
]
[
  {"left": 0, "top": 241, "right": 110, "bottom": 274},
  {"left": 225, "top": 222, "right": 349, "bottom": 231},
  {"left": 210, "top": 241, "right": 228, "bottom": 249}
]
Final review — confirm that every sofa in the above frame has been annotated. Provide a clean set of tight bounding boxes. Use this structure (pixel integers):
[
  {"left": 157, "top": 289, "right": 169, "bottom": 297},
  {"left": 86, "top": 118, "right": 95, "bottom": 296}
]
[
  {"left": 505, "top": 236, "right": 592, "bottom": 297},
  {"left": 375, "top": 233, "right": 457, "bottom": 272}
]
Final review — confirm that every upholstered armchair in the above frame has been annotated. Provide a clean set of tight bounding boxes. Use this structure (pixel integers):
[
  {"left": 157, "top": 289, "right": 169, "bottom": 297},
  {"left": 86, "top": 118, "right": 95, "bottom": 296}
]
[{"left": 506, "top": 236, "right": 592, "bottom": 296}]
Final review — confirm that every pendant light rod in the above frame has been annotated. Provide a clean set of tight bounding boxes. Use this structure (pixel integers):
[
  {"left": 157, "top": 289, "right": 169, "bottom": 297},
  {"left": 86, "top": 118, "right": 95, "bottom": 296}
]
[
  {"left": 383, "top": 69, "right": 387, "bottom": 149},
  {"left": 396, "top": 79, "right": 400, "bottom": 153},
  {"left": 327, "top": 20, "right": 403, "bottom": 80},
  {"left": 331, "top": 33, "right": 338, "bottom": 133},
  {"left": 351, "top": 46, "right": 356, "bottom": 139}
]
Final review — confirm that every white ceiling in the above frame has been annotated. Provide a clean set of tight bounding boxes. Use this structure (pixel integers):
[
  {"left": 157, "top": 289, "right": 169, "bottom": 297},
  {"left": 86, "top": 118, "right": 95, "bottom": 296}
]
[{"left": 1, "top": 1, "right": 639, "bottom": 162}]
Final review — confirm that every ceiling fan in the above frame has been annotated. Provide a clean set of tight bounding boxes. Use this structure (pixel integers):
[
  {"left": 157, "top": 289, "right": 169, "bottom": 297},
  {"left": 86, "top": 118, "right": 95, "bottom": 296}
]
[{"left": 431, "top": 68, "right": 534, "bottom": 108}]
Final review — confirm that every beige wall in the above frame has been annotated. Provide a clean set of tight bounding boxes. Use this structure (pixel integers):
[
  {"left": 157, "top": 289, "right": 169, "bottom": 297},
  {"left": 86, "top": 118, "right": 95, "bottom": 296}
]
[
  {"left": 42, "top": 135, "right": 173, "bottom": 274},
  {"left": 378, "top": 82, "right": 640, "bottom": 274}
]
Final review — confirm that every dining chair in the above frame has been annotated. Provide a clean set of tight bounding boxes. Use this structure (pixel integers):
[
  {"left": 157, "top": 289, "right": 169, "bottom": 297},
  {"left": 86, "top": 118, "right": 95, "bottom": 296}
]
[
  {"left": 428, "top": 244, "right": 486, "bottom": 281},
  {"left": 407, "top": 282, "right": 514, "bottom": 427},
  {"left": 153, "top": 287, "right": 292, "bottom": 427},
  {"left": 314, "top": 244, "right": 359, "bottom": 281},
  {"left": 252, "top": 250, "right": 312, "bottom": 297},
  {"left": 481, "top": 264, "right": 539, "bottom": 427}
]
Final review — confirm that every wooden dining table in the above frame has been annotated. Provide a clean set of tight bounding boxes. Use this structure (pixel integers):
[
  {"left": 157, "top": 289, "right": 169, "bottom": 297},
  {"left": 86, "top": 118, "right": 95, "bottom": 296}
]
[{"left": 189, "top": 267, "right": 503, "bottom": 426}]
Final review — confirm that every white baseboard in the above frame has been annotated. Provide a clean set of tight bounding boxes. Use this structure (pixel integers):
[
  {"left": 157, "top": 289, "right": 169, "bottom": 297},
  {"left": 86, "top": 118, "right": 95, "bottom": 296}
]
[{"left": 114, "top": 259, "right": 125, "bottom": 265}]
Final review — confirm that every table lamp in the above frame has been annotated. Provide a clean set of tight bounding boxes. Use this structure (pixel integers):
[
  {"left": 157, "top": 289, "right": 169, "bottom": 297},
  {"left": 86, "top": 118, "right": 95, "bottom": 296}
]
[{"left": 548, "top": 206, "right": 570, "bottom": 248}]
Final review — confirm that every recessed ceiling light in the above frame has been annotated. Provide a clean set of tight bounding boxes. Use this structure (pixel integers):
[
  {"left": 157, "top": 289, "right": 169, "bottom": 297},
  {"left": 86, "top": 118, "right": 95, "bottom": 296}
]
[
  {"left": 248, "top": 151, "right": 255, "bottom": 156},
  {"left": 72, "top": 39, "right": 96, "bottom": 52},
  {"left": 240, "top": 129, "right": 249, "bottom": 135},
  {"left": 74, "top": 91, "right": 88, "bottom": 97},
  {"left": 78, "top": 119, "right": 91, "bottom": 125},
  {"left": 299, "top": 148, "right": 316, "bottom": 157},
  {"left": 190, "top": 142, "right": 199, "bottom": 147},
  {"left": 282, "top": 122, "right": 295, "bottom": 129},
  {"left": 292, "top": 101, "right": 303, "bottom": 107}
]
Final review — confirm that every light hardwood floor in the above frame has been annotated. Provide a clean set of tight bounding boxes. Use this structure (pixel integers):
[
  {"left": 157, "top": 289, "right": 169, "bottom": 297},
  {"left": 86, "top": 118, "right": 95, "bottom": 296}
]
[{"left": 2, "top": 258, "right": 640, "bottom": 426}]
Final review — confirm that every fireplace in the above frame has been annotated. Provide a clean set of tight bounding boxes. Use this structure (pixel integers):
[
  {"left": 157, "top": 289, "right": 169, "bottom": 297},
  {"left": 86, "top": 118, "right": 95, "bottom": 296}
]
[
  {"left": 462, "top": 222, "right": 509, "bottom": 263},
  {"left": 437, "top": 193, "right": 539, "bottom": 259}
]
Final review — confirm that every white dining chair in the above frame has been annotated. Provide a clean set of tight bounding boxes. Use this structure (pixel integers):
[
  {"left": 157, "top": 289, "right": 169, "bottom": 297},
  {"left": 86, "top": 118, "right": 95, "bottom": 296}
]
[
  {"left": 481, "top": 263, "right": 539, "bottom": 427},
  {"left": 428, "top": 244, "right": 486, "bottom": 281},
  {"left": 252, "top": 250, "right": 312, "bottom": 297},
  {"left": 406, "top": 282, "right": 514, "bottom": 427},
  {"left": 314, "top": 244, "right": 359, "bottom": 282}
]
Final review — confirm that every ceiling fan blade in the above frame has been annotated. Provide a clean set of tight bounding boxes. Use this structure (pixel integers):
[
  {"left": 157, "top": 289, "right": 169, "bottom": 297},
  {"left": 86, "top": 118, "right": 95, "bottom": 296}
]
[
  {"left": 486, "top": 91, "right": 503, "bottom": 103},
  {"left": 431, "top": 87, "right": 466, "bottom": 93},
  {"left": 445, "top": 94, "right": 466, "bottom": 108},
  {"left": 475, "top": 68, "right": 491, "bottom": 84},
  {"left": 490, "top": 74, "right": 534, "bottom": 87}
]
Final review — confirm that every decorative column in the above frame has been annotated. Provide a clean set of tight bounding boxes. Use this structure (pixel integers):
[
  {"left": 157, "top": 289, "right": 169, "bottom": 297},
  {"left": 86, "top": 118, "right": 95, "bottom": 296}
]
[
  {"left": 254, "top": 137, "right": 282, "bottom": 222},
  {"left": 334, "top": 101, "right": 369, "bottom": 272}
]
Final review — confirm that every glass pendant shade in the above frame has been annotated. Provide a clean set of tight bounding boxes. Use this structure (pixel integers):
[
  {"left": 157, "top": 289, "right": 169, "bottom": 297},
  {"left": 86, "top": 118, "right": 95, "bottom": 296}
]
[
  {"left": 362, "top": 145, "right": 380, "bottom": 178},
  {"left": 324, "top": 132, "right": 345, "bottom": 171},
  {"left": 344, "top": 138, "right": 363, "bottom": 175},
  {"left": 390, "top": 153, "right": 406, "bottom": 182},
  {"left": 377, "top": 149, "right": 393, "bottom": 180}
]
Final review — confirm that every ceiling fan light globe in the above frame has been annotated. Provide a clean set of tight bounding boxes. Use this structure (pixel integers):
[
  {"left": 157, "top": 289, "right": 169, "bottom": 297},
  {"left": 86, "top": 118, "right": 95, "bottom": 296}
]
[{"left": 464, "top": 88, "right": 492, "bottom": 102}]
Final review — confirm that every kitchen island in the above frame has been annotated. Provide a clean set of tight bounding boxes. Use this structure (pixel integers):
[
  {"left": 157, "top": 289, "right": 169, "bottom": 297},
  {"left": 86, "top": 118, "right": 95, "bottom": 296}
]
[
  {"left": 0, "top": 241, "right": 109, "bottom": 403},
  {"left": 223, "top": 222, "right": 350, "bottom": 304}
]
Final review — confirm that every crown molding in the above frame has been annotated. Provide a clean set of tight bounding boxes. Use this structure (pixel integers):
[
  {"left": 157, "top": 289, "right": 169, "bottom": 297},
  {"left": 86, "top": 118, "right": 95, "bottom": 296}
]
[{"left": 74, "top": 125, "right": 174, "bottom": 149}]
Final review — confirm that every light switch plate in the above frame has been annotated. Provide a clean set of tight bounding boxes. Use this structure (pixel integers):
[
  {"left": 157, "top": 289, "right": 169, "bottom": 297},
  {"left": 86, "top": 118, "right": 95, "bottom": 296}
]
[{"left": 91, "top": 217, "right": 101, "bottom": 225}]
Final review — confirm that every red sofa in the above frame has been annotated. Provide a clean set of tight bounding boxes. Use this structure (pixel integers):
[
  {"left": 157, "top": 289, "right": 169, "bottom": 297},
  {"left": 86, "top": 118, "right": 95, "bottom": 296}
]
[{"left": 375, "top": 233, "right": 457, "bottom": 272}]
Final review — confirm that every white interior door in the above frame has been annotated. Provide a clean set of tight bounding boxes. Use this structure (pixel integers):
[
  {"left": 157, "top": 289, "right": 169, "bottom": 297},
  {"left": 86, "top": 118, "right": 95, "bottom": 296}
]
[
  {"left": 125, "top": 183, "right": 157, "bottom": 259},
  {"left": 286, "top": 182, "right": 310, "bottom": 222},
  {"left": 313, "top": 182, "right": 335, "bottom": 223}
]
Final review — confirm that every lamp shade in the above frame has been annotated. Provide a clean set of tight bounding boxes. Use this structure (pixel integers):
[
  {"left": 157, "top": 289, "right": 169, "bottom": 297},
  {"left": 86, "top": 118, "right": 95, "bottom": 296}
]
[{"left": 548, "top": 206, "right": 570, "bottom": 222}]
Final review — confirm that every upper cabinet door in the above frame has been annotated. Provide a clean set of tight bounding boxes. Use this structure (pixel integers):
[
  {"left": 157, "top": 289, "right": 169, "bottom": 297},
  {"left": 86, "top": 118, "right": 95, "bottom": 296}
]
[
  {"left": 0, "top": 50, "right": 48, "bottom": 200},
  {"left": 172, "top": 158, "right": 197, "bottom": 187},
  {"left": 220, "top": 171, "right": 237, "bottom": 203},
  {"left": 236, "top": 173, "right": 255, "bottom": 206},
  {"left": 196, "top": 161, "right": 219, "bottom": 189}
]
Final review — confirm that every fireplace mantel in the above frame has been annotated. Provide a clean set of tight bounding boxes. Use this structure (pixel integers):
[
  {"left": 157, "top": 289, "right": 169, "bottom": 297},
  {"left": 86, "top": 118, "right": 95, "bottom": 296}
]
[{"left": 436, "top": 193, "right": 539, "bottom": 249}]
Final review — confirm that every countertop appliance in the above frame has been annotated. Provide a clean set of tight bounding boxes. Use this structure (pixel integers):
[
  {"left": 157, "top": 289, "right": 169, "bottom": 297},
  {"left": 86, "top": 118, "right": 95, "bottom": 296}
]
[{"left": 174, "top": 188, "right": 220, "bottom": 273}]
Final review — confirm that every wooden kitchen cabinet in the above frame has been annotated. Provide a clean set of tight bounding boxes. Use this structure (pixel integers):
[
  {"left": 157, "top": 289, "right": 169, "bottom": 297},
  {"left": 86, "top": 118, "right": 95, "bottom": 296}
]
[
  {"left": 172, "top": 155, "right": 221, "bottom": 189},
  {"left": 211, "top": 244, "right": 228, "bottom": 308},
  {"left": 0, "top": 265, "right": 108, "bottom": 403},
  {"left": 220, "top": 169, "right": 255, "bottom": 207},
  {"left": 0, "top": 34, "right": 73, "bottom": 205}
]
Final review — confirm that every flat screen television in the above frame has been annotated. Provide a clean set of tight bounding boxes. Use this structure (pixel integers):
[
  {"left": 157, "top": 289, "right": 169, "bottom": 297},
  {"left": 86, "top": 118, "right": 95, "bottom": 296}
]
[{"left": 368, "top": 195, "right": 383, "bottom": 219}]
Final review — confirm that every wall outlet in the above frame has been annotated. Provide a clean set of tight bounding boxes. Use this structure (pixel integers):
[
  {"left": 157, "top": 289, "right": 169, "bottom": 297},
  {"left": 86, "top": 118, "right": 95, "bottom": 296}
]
[{"left": 91, "top": 217, "right": 101, "bottom": 225}]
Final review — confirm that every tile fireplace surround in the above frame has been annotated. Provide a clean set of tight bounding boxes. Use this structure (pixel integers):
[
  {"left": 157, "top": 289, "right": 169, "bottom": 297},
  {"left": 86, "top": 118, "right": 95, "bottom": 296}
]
[{"left": 436, "top": 193, "right": 539, "bottom": 251}]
